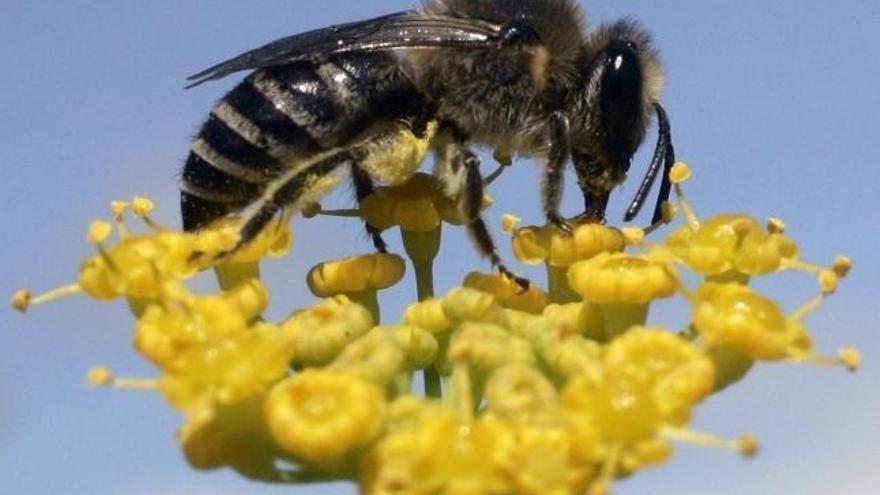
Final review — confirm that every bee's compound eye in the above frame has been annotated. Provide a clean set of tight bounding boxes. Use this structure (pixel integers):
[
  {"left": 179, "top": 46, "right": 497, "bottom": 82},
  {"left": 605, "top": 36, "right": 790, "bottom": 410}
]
[
  {"left": 499, "top": 22, "right": 542, "bottom": 47},
  {"left": 626, "top": 41, "right": 639, "bottom": 51}
]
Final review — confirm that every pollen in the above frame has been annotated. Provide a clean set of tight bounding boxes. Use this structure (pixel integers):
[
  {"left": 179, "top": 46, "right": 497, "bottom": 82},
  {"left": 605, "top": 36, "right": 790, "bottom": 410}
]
[
  {"left": 87, "top": 366, "right": 115, "bottom": 387},
  {"left": 11, "top": 289, "right": 30, "bottom": 312},
  {"left": 87, "top": 220, "right": 113, "bottom": 244},
  {"left": 501, "top": 213, "right": 522, "bottom": 233},
  {"left": 131, "top": 196, "right": 155, "bottom": 217},
  {"left": 668, "top": 162, "right": 692, "bottom": 184}
]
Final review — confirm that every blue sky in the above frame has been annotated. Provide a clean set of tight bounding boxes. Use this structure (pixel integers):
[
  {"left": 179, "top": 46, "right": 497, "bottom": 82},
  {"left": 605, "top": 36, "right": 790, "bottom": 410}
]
[{"left": 1, "top": 1, "right": 878, "bottom": 494}]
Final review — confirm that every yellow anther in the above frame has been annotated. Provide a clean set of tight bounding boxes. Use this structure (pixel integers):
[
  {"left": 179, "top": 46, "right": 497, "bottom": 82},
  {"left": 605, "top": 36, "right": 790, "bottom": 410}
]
[
  {"left": 622, "top": 227, "right": 645, "bottom": 246},
  {"left": 839, "top": 348, "right": 862, "bottom": 372},
  {"left": 833, "top": 255, "right": 852, "bottom": 278},
  {"left": 11, "top": 289, "right": 30, "bottom": 312},
  {"left": 131, "top": 196, "right": 155, "bottom": 217},
  {"left": 738, "top": 434, "right": 760, "bottom": 458},
  {"left": 110, "top": 200, "right": 129, "bottom": 220},
  {"left": 818, "top": 270, "right": 839, "bottom": 294},
  {"left": 766, "top": 217, "right": 786, "bottom": 234},
  {"left": 402, "top": 298, "right": 453, "bottom": 336},
  {"left": 301, "top": 201, "right": 322, "bottom": 218},
  {"left": 501, "top": 213, "right": 521, "bottom": 233},
  {"left": 87, "top": 220, "right": 113, "bottom": 244},
  {"left": 668, "top": 162, "right": 692, "bottom": 184},
  {"left": 660, "top": 202, "right": 678, "bottom": 223},
  {"left": 87, "top": 366, "right": 115, "bottom": 387}
]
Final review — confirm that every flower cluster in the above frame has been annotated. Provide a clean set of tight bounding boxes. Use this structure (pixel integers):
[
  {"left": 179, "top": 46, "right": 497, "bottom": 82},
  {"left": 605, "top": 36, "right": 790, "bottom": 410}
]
[{"left": 13, "top": 166, "right": 858, "bottom": 494}]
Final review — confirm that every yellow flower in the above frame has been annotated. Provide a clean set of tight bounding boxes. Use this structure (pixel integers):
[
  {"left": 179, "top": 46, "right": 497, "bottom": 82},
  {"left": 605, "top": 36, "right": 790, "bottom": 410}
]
[
  {"left": 484, "top": 364, "right": 557, "bottom": 424},
  {"left": 499, "top": 424, "right": 593, "bottom": 495},
  {"left": 463, "top": 271, "right": 548, "bottom": 314},
  {"left": 602, "top": 327, "right": 715, "bottom": 424},
  {"left": 403, "top": 298, "right": 454, "bottom": 337},
  {"left": 159, "top": 322, "right": 295, "bottom": 413},
  {"left": 178, "top": 396, "right": 283, "bottom": 481},
  {"left": 511, "top": 222, "right": 625, "bottom": 267},
  {"left": 134, "top": 280, "right": 269, "bottom": 368},
  {"left": 361, "top": 412, "right": 514, "bottom": 495},
  {"left": 692, "top": 282, "right": 811, "bottom": 361},
  {"left": 441, "top": 287, "right": 508, "bottom": 326},
  {"left": 329, "top": 328, "right": 407, "bottom": 387},
  {"left": 281, "top": 295, "right": 374, "bottom": 367},
  {"left": 264, "top": 370, "right": 387, "bottom": 468},
  {"left": 448, "top": 322, "right": 536, "bottom": 379},
  {"left": 360, "top": 172, "right": 491, "bottom": 232},
  {"left": 665, "top": 213, "right": 799, "bottom": 277},
  {"left": 568, "top": 252, "right": 678, "bottom": 305},
  {"left": 200, "top": 217, "right": 293, "bottom": 264},
  {"left": 307, "top": 253, "right": 405, "bottom": 297}
]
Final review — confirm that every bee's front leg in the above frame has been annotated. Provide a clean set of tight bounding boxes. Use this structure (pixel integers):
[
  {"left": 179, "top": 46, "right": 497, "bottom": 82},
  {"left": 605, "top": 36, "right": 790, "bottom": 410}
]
[
  {"left": 542, "top": 111, "right": 573, "bottom": 234},
  {"left": 350, "top": 164, "right": 389, "bottom": 253},
  {"left": 436, "top": 126, "right": 529, "bottom": 291}
]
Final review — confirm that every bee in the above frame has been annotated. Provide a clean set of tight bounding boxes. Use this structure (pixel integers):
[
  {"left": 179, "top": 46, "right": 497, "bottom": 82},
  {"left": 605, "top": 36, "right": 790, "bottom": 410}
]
[{"left": 180, "top": 0, "right": 675, "bottom": 286}]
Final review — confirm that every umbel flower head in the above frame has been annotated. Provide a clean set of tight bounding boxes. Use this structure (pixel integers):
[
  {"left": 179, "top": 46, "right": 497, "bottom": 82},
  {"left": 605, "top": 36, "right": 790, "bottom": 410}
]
[{"left": 13, "top": 162, "right": 859, "bottom": 494}]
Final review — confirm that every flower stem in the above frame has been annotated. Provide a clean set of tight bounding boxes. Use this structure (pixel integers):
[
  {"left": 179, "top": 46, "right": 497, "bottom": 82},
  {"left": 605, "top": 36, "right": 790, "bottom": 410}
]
[
  {"left": 214, "top": 262, "right": 260, "bottom": 290},
  {"left": 546, "top": 264, "right": 580, "bottom": 303}
]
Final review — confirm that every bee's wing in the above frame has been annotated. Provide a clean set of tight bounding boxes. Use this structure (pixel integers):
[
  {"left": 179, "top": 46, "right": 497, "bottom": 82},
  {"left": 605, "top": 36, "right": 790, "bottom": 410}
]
[{"left": 185, "top": 10, "right": 502, "bottom": 88}]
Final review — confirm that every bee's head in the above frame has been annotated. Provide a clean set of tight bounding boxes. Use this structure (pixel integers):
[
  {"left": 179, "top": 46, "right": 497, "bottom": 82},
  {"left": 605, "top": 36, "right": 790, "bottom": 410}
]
[{"left": 571, "top": 19, "right": 664, "bottom": 161}]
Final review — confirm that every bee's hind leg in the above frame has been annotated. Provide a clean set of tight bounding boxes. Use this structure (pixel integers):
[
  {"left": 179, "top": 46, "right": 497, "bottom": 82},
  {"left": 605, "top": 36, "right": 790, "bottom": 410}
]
[
  {"left": 350, "top": 163, "right": 389, "bottom": 253},
  {"left": 437, "top": 131, "right": 529, "bottom": 291}
]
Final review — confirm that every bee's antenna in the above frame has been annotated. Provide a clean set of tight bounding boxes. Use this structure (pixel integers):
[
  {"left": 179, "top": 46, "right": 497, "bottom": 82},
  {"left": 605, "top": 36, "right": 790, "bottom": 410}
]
[{"left": 624, "top": 102, "right": 674, "bottom": 224}]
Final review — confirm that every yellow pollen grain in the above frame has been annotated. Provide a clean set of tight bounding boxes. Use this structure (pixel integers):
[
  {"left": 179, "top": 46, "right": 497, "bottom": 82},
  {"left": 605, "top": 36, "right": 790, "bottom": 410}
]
[
  {"left": 87, "top": 366, "right": 115, "bottom": 387},
  {"left": 738, "top": 434, "right": 760, "bottom": 458},
  {"left": 669, "top": 162, "right": 692, "bottom": 184},
  {"left": 132, "top": 196, "right": 155, "bottom": 217},
  {"left": 501, "top": 213, "right": 521, "bottom": 233},
  {"left": 766, "top": 217, "right": 786, "bottom": 234},
  {"left": 833, "top": 255, "right": 852, "bottom": 278},
  {"left": 87, "top": 220, "right": 113, "bottom": 244},
  {"left": 839, "top": 348, "right": 862, "bottom": 372},
  {"left": 110, "top": 200, "right": 129, "bottom": 219},
  {"left": 622, "top": 227, "right": 645, "bottom": 245},
  {"left": 818, "top": 270, "right": 839, "bottom": 294},
  {"left": 11, "top": 289, "right": 30, "bottom": 312}
]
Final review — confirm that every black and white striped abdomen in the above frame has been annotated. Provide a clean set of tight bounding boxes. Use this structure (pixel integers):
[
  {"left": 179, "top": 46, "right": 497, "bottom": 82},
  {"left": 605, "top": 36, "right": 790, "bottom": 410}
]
[{"left": 180, "top": 52, "right": 420, "bottom": 231}]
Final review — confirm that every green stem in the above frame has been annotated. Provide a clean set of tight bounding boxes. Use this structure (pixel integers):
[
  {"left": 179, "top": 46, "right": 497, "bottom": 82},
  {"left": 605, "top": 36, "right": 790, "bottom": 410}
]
[
  {"left": 546, "top": 264, "right": 580, "bottom": 303},
  {"left": 346, "top": 289, "right": 380, "bottom": 323},
  {"left": 601, "top": 302, "right": 650, "bottom": 340},
  {"left": 401, "top": 227, "right": 441, "bottom": 302},
  {"left": 424, "top": 367, "right": 443, "bottom": 398},
  {"left": 214, "top": 261, "right": 261, "bottom": 290}
]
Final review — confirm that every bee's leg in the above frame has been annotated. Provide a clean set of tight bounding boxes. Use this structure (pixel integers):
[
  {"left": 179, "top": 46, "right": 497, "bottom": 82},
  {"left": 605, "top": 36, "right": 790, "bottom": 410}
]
[
  {"left": 542, "top": 111, "right": 573, "bottom": 233},
  {"left": 350, "top": 164, "right": 389, "bottom": 253},
  {"left": 226, "top": 150, "right": 355, "bottom": 255},
  {"left": 570, "top": 150, "right": 610, "bottom": 223},
  {"left": 439, "top": 133, "right": 529, "bottom": 291},
  {"left": 624, "top": 102, "right": 675, "bottom": 224}
]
